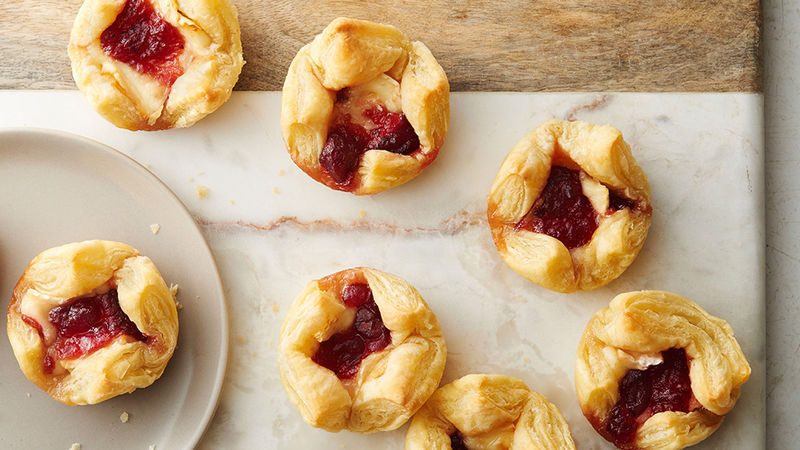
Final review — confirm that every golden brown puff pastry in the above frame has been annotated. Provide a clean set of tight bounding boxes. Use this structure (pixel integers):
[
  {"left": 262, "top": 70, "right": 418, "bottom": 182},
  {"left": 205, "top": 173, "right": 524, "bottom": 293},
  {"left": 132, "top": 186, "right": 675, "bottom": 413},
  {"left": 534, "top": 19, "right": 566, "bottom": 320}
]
[
  {"left": 487, "top": 119, "right": 652, "bottom": 293},
  {"left": 6, "top": 240, "right": 179, "bottom": 405},
  {"left": 281, "top": 17, "right": 450, "bottom": 195},
  {"left": 405, "top": 374, "right": 576, "bottom": 450},
  {"left": 68, "top": 0, "right": 244, "bottom": 130},
  {"left": 278, "top": 267, "right": 446, "bottom": 433},
  {"left": 575, "top": 291, "right": 750, "bottom": 450}
]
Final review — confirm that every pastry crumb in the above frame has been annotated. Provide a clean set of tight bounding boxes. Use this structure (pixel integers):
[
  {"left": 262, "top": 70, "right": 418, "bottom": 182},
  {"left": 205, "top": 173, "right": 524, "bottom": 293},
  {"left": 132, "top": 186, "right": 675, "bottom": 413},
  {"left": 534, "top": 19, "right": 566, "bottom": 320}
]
[
  {"left": 69, "top": 444, "right": 81, "bottom": 450},
  {"left": 197, "top": 170, "right": 205, "bottom": 176},
  {"left": 149, "top": 446, "right": 156, "bottom": 450},
  {"left": 120, "top": 411, "right": 129, "bottom": 423},
  {"left": 26, "top": 392, "right": 31, "bottom": 398},
  {"left": 196, "top": 185, "right": 209, "bottom": 199},
  {"left": 169, "top": 284, "right": 183, "bottom": 309},
  {"left": 237, "top": 336, "right": 246, "bottom": 344},
  {"left": 273, "top": 187, "right": 280, "bottom": 194},
  {"left": 144, "top": 163, "right": 151, "bottom": 168},
  {"left": 278, "top": 169, "right": 285, "bottom": 176},
  {"left": 523, "top": 357, "right": 531, "bottom": 363},
  {"left": 272, "top": 303, "right": 280, "bottom": 312},
  {"left": 359, "top": 210, "right": 366, "bottom": 218},
  {"left": 150, "top": 223, "right": 160, "bottom": 234},
  {"left": 189, "top": 177, "right": 195, "bottom": 182},
  {"left": 230, "top": 200, "right": 236, "bottom": 205}
]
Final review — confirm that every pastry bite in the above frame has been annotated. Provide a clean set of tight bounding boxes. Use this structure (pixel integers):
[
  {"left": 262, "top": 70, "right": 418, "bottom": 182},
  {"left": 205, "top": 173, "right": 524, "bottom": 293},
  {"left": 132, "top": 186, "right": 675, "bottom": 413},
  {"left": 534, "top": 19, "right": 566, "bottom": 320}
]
[
  {"left": 281, "top": 17, "right": 450, "bottom": 195},
  {"left": 278, "top": 267, "right": 446, "bottom": 432},
  {"left": 575, "top": 291, "right": 750, "bottom": 450},
  {"left": 68, "top": 0, "right": 244, "bottom": 130},
  {"left": 487, "top": 119, "right": 652, "bottom": 293},
  {"left": 405, "top": 374, "right": 576, "bottom": 449},
  {"left": 6, "top": 240, "right": 179, "bottom": 405}
]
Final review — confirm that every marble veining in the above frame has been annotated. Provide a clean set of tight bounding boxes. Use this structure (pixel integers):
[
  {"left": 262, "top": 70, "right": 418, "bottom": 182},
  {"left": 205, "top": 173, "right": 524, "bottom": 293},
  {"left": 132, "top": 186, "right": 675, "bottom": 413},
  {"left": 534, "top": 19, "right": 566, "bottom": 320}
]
[{"left": 0, "top": 91, "right": 764, "bottom": 449}]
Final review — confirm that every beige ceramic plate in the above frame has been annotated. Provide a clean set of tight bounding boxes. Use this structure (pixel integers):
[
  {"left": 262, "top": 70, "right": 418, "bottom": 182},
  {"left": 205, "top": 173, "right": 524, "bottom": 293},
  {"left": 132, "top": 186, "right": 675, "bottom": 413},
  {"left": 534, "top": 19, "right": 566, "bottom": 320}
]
[{"left": 0, "top": 128, "right": 228, "bottom": 449}]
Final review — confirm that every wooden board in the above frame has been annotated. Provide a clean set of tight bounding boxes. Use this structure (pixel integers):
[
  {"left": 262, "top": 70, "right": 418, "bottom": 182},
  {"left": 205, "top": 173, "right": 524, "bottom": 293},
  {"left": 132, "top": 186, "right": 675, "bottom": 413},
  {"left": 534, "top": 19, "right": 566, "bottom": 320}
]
[{"left": 0, "top": 0, "right": 761, "bottom": 92}]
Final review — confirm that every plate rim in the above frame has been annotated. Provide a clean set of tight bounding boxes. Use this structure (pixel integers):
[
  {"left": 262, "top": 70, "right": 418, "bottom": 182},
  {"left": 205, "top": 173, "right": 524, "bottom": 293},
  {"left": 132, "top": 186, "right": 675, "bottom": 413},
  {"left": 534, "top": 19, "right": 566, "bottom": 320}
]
[{"left": 0, "top": 126, "right": 229, "bottom": 450}]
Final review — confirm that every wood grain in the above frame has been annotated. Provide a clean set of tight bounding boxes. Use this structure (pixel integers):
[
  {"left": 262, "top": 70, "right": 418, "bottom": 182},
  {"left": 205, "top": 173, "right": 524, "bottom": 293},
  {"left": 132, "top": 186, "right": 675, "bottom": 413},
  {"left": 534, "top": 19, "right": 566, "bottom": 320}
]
[{"left": 0, "top": 0, "right": 761, "bottom": 92}]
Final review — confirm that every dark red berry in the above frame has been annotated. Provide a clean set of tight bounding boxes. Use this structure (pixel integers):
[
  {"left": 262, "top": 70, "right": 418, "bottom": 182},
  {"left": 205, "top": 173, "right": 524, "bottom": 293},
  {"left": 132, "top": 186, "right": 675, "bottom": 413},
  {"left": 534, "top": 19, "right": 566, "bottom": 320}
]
[
  {"left": 320, "top": 122, "right": 370, "bottom": 184},
  {"left": 364, "top": 107, "right": 420, "bottom": 155},
  {"left": 100, "top": 0, "right": 185, "bottom": 86},
  {"left": 605, "top": 348, "right": 693, "bottom": 446},
  {"left": 516, "top": 166, "right": 599, "bottom": 249},
  {"left": 312, "top": 283, "right": 391, "bottom": 379},
  {"left": 44, "top": 289, "right": 148, "bottom": 372}
]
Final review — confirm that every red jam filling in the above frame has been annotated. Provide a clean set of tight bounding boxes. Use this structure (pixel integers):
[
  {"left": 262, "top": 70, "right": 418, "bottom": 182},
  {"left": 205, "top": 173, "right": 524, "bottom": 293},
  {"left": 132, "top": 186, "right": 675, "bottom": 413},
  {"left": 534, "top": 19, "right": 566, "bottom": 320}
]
[
  {"left": 515, "top": 166, "right": 635, "bottom": 249},
  {"left": 362, "top": 107, "right": 421, "bottom": 155},
  {"left": 319, "top": 122, "right": 371, "bottom": 185},
  {"left": 37, "top": 289, "right": 148, "bottom": 373},
  {"left": 609, "top": 190, "right": 635, "bottom": 213},
  {"left": 100, "top": 0, "right": 185, "bottom": 86},
  {"left": 605, "top": 348, "right": 694, "bottom": 446},
  {"left": 319, "top": 90, "right": 420, "bottom": 187},
  {"left": 312, "top": 283, "right": 392, "bottom": 379},
  {"left": 449, "top": 432, "right": 468, "bottom": 450},
  {"left": 516, "top": 166, "right": 598, "bottom": 249}
]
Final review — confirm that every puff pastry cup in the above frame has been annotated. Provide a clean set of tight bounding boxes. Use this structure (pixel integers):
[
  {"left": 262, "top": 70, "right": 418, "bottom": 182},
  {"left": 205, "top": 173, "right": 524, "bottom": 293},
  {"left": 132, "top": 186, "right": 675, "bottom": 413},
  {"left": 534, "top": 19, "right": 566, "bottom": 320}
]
[
  {"left": 278, "top": 267, "right": 447, "bottom": 433},
  {"left": 68, "top": 0, "right": 244, "bottom": 130},
  {"left": 405, "top": 374, "right": 576, "bottom": 450},
  {"left": 488, "top": 119, "right": 652, "bottom": 293},
  {"left": 281, "top": 17, "right": 450, "bottom": 195},
  {"left": 575, "top": 291, "right": 750, "bottom": 450},
  {"left": 6, "top": 240, "right": 179, "bottom": 405}
]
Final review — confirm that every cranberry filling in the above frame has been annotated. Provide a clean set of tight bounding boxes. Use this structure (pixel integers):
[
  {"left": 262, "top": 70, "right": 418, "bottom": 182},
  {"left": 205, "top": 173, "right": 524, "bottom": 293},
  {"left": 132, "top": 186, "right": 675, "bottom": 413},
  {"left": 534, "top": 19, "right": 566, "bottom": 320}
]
[
  {"left": 449, "top": 432, "right": 468, "bottom": 450},
  {"left": 515, "top": 166, "right": 636, "bottom": 248},
  {"left": 100, "top": 0, "right": 185, "bottom": 86},
  {"left": 42, "top": 289, "right": 148, "bottom": 373},
  {"left": 609, "top": 190, "right": 635, "bottom": 213},
  {"left": 605, "top": 348, "right": 694, "bottom": 446},
  {"left": 319, "top": 122, "right": 370, "bottom": 184},
  {"left": 363, "top": 107, "right": 420, "bottom": 155},
  {"left": 312, "top": 283, "right": 392, "bottom": 379},
  {"left": 516, "top": 166, "right": 598, "bottom": 249},
  {"left": 320, "top": 95, "right": 420, "bottom": 187}
]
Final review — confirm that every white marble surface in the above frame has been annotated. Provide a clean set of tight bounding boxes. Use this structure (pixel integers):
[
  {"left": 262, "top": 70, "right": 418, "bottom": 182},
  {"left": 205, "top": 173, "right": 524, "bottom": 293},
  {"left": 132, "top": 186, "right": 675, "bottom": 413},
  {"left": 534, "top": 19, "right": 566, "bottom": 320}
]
[
  {"left": 763, "top": 0, "right": 800, "bottom": 447},
  {"left": 0, "top": 91, "right": 764, "bottom": 449}
]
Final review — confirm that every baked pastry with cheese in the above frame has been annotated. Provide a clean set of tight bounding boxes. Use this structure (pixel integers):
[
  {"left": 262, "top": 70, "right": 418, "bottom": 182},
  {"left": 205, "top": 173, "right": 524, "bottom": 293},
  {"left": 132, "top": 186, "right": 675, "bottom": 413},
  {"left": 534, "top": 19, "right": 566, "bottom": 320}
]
[
  {"left": 278, "top": 267, "right": 446, "bottom": 432},
  {"left": 405, "top": 374, "right": 576, "bottom": 449},
  {"left": 68, "top": 0, "right": 244, "bottom": 130},
  {"left": 6, "top": 240, "right": 179, "bottom": 405},
  {"left": 281, "top": 17, "right": 449, "bottom": 195},
  {"left": 575, "top": 291, "right": 750, "bottom": 449},
  {"left": 487, "top": 119, "right": 652, "bottom": 293}
]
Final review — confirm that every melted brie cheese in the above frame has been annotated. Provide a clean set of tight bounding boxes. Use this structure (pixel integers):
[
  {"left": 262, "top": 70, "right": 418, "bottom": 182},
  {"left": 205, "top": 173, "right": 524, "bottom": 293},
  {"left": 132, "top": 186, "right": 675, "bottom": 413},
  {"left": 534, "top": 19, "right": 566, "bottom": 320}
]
[
  {"left": 617, "top": 349, "right": 664, "bottom": 370},
  {"left": 19, "top": 289, "right": 61, "bottom": 345},
  {"left": 332, "top": 74, "right": 402, "bottom": 130},
  {"left": 580, "top": 171, "right": 610, "bottom": 213}
]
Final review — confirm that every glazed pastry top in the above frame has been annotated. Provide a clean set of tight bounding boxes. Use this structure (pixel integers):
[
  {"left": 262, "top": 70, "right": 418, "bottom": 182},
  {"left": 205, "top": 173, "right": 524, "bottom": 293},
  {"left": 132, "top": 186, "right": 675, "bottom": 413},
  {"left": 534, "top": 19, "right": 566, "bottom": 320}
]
[
  {"left": 279, "top": 267, "right": 446, "bottom": 433},
  {"left": 281, "top": 17, "right": 449, "bottom": 194},
  {"left": 575, "top": 291, "right": 750, "bottom": 449},
  {"left": 405, "top": 374, "right": 576, "bottom": 449},
  {"left": 69, "top": 0, "right": 244, "bottom": 130},
  {"left": 488, "top": 119, "right": 652, "bottom": 293},
  {"left": 7, "top": 240, "right": 179, "bottom": 405}
]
